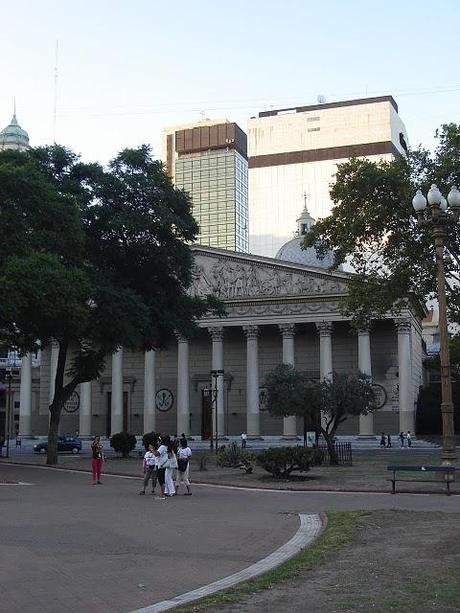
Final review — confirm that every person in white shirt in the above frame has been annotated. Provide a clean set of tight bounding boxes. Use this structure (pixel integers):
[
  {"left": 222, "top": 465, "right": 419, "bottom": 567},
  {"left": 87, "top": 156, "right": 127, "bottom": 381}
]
[
  {"left": 139, "top": 443, "right": 157, "bottom": 495},
  {"left": 241, "top": 432, "right": 247, "bottom": 448},
  {"left": 164, "top": 439, "right": 177, "bottom": 497},
  {"left": 176, "top": 438, "right": 192, "bottom": 495},
  {"left": 156, "top": 436, "right": 169, "bottom": 500}
]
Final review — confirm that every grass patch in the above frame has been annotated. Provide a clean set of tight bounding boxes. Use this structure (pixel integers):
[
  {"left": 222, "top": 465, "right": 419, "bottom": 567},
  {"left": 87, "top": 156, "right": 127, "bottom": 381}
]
[{"left": 175, "top": 510, "right": 366, "bottom": 612}]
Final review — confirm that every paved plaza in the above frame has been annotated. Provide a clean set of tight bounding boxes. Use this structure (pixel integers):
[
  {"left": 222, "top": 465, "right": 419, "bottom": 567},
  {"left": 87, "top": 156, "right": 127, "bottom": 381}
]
[{"left": 1, "top": 464, "right": 460, "bottom": 613}]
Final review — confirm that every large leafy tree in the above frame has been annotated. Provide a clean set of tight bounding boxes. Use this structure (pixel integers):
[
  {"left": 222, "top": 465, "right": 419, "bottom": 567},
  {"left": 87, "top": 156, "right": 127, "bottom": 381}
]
[
  {"left": 303, "top": 124, "right": 460, "bottom": 328},
  {"left": 0, "top": 145, "right": 219, "bottom": 464},
  {"left": 264, "top": 365, "right": 378, "bottom": 464}
]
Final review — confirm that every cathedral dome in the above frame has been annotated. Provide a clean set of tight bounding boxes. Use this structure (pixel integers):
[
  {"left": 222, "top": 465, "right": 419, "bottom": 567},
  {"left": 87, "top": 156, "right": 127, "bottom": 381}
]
[
  {"left": 275, "top": 201, "right": 336, "bottom": 269},
  {"left": 0, "top": 113, "right": 30, "bottom": 151}
]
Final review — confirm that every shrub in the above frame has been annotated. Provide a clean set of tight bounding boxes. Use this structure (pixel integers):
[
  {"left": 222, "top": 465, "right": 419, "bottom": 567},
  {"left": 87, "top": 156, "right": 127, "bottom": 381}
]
[
  {"left": 217, "top": 442, "right": 254, "bottom": 469},
  {"left": 142, "top": 431, "right": 158, "bottom": 450},
  {"left": 110, "top": 432, "right": 137, "bottom": 458},
  {"left": 256, "top": 446, "right": 316, "bottom": 478}
]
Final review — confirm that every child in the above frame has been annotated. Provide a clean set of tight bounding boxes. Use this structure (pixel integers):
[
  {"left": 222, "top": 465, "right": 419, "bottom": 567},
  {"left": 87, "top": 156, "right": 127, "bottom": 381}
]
[{"left": 139, "top": 442, "right": 157, "bottom": 495}]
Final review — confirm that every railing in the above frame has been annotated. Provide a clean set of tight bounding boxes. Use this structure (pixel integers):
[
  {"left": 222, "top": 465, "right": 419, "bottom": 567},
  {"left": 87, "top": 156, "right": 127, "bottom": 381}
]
[{"left": 316, "top": 441, "right": 353, "bottom": 466}]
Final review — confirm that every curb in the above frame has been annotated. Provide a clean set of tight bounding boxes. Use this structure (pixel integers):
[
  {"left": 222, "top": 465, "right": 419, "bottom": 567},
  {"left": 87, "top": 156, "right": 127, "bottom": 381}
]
[{"left": 129, "top": 512, "right": 324, "bottom": 613}]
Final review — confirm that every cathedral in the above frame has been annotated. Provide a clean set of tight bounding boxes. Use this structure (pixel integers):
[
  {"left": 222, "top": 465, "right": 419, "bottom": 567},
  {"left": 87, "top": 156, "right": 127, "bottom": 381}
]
[{"left": 0, "top": 111, "right": 425, "bottom": 441}]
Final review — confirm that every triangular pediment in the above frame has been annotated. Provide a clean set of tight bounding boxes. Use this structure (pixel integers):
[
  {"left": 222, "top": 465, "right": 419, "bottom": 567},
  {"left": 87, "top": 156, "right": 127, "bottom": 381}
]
[{"left": 190, "top": 246, "right": 350, "bottom": 300}]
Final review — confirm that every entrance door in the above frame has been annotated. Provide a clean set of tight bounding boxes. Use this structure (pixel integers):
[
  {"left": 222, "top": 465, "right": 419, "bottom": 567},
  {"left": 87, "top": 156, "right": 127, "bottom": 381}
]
[{"left": 201, "top": 390, "right": 212, "bottom": 440}]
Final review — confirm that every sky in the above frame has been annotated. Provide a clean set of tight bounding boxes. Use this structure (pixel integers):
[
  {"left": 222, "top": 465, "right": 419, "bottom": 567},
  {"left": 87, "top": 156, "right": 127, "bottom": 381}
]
[{"left": 1, "top": 0, "right": 460, "bottom": 165}]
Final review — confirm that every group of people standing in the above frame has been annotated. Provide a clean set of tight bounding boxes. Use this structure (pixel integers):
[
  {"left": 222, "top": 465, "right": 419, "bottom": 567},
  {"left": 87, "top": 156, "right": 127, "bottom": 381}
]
[
  {"left": 380, "top": 431, "right": 412, "bottom": 448},
  {"left": 90, "top": 433, "right": 193, "bottom": 497},
  {"left": 140, "top": 434, "right": 192, "bottom": 499}
]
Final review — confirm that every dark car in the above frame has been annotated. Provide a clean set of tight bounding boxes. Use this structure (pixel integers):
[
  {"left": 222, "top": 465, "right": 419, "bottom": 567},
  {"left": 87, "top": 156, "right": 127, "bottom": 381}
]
[{"left": 34, "top": 436, "right": 82, "bottom": 454}]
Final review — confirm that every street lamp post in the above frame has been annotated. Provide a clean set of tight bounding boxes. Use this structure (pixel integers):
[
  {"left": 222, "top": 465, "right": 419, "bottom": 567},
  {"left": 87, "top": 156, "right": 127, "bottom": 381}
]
[
  {"left": 412, "top": 184, "right": 460, "bottom": 468},
  {"left": 203, "top": 369, "right": 224, "bottom": 454}
]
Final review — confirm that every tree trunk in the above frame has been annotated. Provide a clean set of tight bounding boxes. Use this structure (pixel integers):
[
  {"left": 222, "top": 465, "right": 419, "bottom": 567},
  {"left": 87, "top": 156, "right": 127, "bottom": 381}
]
[
  {"left": 47, "top": 407, "right": 61, "bottom": 465},
  {"left": 303, "top": 415, "right": 307, "bottom": 447},
  {"left": 323, "top": 432, "right": 339, "bottom": 466}
]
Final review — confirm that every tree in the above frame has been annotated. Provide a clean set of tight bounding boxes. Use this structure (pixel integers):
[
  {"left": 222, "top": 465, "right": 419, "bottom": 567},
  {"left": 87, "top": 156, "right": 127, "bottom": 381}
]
[
  {"left": 320, "top": 372, "right": 378, "bottom": 464},
  {"left": 264, "top": 364, "right": 322, "bottom": 446},
  {"left": 0, "top": 145, "right": 221, "bottom": 464},
  {"left": 264, "top": 365, "right": 378, "bottom": 464},
  {"left": 302, "top": 124, "right": 460, "bottom": 328}
]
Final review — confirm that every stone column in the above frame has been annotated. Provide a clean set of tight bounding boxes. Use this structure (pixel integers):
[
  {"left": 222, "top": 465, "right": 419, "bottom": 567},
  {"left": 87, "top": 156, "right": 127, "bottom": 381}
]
[
  {"left": 316, "top": 322, "right": 333, "bottom": 381},
  {"left": 279, "top": 324, "right": 297, "bottom": 437},
  {"left": 396, "top": 319, "right": 414, "bottom": 432},
  {"left": 143, "top": 350, "right": 156, "bottom": 434},
  {"left": 49, "top": 341, "right": 59, "bottom": 405},
  {"left": 176, "top": 336, "right": 190, "bottom": 437},
  {"left": 79, "top": 382, "right": 92, "bottom": 437},
  {"left": 209, "top": 327, "right": 225, "bottom": 438},
  {"left": 244, "top": 325, "right": 260, "bottom": 437},
  {"left": 111, "top": 348, "right": 124, "bottom": 434},
  {"left": 316, "top": 322, "right": 333, "bottom": 430},
  {"left": 19, "top": 353, "right": 32, "bottom": 437},
  {"left": 358, "top": 327, "right": 374, "bottom": 436}
]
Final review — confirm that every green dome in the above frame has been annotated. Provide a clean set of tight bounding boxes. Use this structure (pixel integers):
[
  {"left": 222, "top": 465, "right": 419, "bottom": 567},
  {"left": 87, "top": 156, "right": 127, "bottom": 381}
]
[{"left": 0, "top": 114, "right": 30, "bottom": 150}]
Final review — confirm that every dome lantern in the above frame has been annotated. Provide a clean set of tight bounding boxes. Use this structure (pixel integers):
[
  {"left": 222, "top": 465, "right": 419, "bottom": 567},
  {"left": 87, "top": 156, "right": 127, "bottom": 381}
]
[{"left": 0, "top": 102, "right": 30, "bottom": 152}]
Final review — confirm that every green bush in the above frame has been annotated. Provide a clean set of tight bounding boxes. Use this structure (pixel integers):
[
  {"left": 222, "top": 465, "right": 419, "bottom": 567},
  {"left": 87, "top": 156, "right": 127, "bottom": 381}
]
[
  {"left": 256, "top": 446, "right": 317, "bottom": 478},
  {"left": 110, "top": 432, "right": 137, "bottom": 458},
  {"left": 217, "top": 442, "right": 254, "bottom": 468}
]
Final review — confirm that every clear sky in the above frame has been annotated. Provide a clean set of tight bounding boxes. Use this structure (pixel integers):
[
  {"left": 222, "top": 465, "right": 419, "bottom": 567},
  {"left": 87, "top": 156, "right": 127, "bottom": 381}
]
[{"left": 1, "top": 0, "right": 459, "bottom": 164}]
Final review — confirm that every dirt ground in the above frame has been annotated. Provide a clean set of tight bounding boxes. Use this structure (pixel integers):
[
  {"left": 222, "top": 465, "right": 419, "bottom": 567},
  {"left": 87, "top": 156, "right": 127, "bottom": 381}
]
[
  {"left": 7, "top": 450, "right": 460, "bottom": 494},
  {"left": 204, "top": 510, "right": 460, "bottom": 613}
]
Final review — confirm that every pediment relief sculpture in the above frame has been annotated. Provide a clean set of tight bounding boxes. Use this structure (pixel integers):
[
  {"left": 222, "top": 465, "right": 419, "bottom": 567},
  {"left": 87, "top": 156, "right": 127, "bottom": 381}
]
[{"left": 190, "top": 257, "right": 348, "bottom": 300}]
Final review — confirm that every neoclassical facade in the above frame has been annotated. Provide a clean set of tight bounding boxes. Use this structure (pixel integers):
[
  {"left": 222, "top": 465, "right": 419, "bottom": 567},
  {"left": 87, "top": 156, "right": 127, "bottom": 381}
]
[{"left": 15, "top": 245, "right": 425, "bottom": 439}]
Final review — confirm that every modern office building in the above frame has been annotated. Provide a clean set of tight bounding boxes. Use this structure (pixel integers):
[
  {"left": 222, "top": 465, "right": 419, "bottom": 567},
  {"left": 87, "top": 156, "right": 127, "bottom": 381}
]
[
  {"left": 163, "top": 120, "right": 249, "bottom": 252},
  {"left": 247, "top": 96, "right": 409, "bottom": 257}
]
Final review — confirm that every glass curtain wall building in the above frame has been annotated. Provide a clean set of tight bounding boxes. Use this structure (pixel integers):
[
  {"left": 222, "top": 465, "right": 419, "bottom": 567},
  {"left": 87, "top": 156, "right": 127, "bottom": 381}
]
[{"left": 163, "top": 121, "right": 249, "bottom": 253}]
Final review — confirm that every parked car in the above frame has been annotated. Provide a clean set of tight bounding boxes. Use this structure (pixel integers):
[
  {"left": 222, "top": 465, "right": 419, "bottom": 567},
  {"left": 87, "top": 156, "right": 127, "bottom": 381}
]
[{"left": 34, "top": 436, "right": 82, "bottom": 454}]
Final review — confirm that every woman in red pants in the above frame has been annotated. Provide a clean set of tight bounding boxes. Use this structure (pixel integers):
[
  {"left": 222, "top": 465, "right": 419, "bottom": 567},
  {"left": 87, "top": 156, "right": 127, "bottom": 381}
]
[{"left": 91, "top": 436, "right": 103, "bottom": 485}]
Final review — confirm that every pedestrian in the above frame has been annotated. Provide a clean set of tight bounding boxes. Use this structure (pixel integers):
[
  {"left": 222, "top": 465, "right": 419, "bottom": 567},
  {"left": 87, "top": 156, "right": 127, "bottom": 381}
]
[
  {"left": 386, "top": 433, "right": 392, "bottom": 448},
  {"left": 407, "top": 431, "right": 412, "bottom": 448},
  {"left": 241, "top": 432, "right": 247, "bottom": 448},
  {"left": 139, "top": 442, "right": 157, "bottom": 495},
  {"left": 399, "top": 431, "right": 405, "bottom": 448},
  {"left": 156, "top": 435, "right": 169, "bottom": 500},
  {"left": 380, "top": 432, "right": 386, "bottom": 448},
  {"left": 176, "top": 438, "right": 192, "bottom": 495},
  {"left": 165, "top": 439, "right": 177, "bottom": 497},
  {"left": 91, "top": 435, "right": 104, "bottom": 485}
]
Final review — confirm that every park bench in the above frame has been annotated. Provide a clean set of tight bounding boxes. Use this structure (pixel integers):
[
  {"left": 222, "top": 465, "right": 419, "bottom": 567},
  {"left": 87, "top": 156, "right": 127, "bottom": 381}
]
[{"left": 387, "top": 464, "right": 456, "bottom": 495}]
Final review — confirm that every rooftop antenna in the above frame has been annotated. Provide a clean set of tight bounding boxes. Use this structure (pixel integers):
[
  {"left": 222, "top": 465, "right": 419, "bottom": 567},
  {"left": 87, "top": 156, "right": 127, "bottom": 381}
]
[
  {"left": 53, "top": 40, "right": 59, "bottom": 142},
  {"left": 13, "top": 96, "right": 17, "bottom": 119},
  {"left": 199, "top": 110, "right": 206, "bottom": 121}
]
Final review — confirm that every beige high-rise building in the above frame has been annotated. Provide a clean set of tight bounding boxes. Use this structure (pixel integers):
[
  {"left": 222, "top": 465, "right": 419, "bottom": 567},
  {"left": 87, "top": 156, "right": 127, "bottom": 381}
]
[{"left": 247, "top": 96, "right": 408, "bottom": 257}]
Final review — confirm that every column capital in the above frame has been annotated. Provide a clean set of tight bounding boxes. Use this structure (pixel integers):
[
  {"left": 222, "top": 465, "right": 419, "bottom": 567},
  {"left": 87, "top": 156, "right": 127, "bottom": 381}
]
[
  {"left": 208, "top": 326, "right": 225, "bottom": 341},
  {"left": 279, "top": 323, "right": 296, "bottom": 338},
  {"left": 395, "top": 318, "right": 411, "bottom": 334},
  {"left": 243, "top": 325, "right": 259, "bottom": 339},
  {"left": 316, "top": 321, "right": 333, "bottom": 336},
  {"left": 357, "top": 324, "right": 372, "bottom": 335},
  {"left": 175, "top": 332, "right": 189, "bottom": 343}
]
